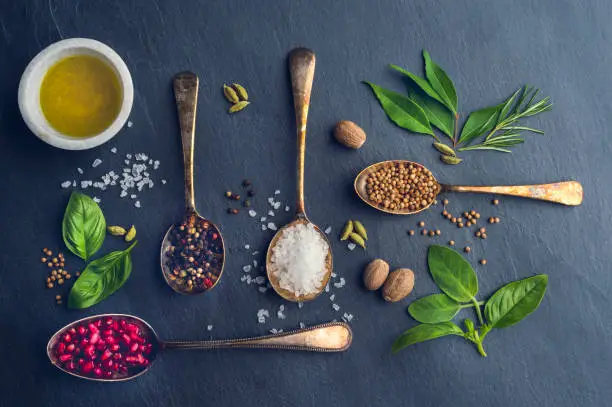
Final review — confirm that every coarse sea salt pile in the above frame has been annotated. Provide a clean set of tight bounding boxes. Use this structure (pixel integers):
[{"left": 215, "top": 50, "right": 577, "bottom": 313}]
[{"left": 270, "top": 222, "right": 329, "bottom": 296}]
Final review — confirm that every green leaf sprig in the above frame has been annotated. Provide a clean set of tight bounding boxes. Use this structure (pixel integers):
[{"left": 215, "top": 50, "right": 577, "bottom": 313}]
[
  {"left": 61, "top": 191, "right": 137, "bottom": 309},
  {"left": 365, "top": 51, "right": 552, "bottom": 164},
  {"left": 394, "top": 245, "right": 548, "bottom": 357}
]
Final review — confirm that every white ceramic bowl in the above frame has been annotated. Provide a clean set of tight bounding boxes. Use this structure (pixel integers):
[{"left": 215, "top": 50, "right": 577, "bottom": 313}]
[{"left": 18, "top": 38, "right": 134, "bottom": 150}]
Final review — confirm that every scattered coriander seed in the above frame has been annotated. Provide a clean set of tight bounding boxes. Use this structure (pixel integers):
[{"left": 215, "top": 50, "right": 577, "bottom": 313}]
[
  {"left": 47, "top": 262, "right": 53, "bottom": 268},
  {"left": 446, "top": 214, "right": 452, "bottom": 220},
  {"left": 475, "top": 213, "right": 481, "bottom": 219},
  {"left": 56, "top": 300, "right": 62, "bottom": 305},
  {"left": 463, "top": 211, "right": 469, "bottom": 218},
  {"left": 449, "top": 240, "right": 455, "bottom": 246},
  {"left": 47, "top": 283, "right": 53, "bottom": 289},
  {"left": 451, "top": 217, "right": 457, "bottom": 223},
  {"left": 476, "top": 231, "right": 482, "bottom": 237},
  {"left": 480, "top": 259, "right": 487, "bottom": 265},
  {"left": 418, "top": 221, "right": 425, "bottom": 227},
  {"left": 46, "top": 250, "right": 52, "bottom": 256},
  {"left": 41, "top": 257, "right": 47, "bottom": 263},
  {"left": 225, "top": 191, "right": 232, "bottom": 198},
  {"left": 493, "top": 199, "right": 500, "bottom": 205},
  {"left": 443, "top": 199, "right": 449, "bottom": 205},
  {"left": 489, "top": 217, "right": 495, "bottom": 224},
  {"left": 43, "top": 248, "right": 48, "bottom": 252},
  {"left": 482, "top": 233, "right": 487, "bottom": 239},
  {"left": 76, "top": 272, "right": 80, "bottom": 277},
  {"left": 408, "top": 230, "right": 415, "bottom": 236},
  {"left": 458, "top": 223, "right": 464, "bottom": 228},
  {"left": 435, "top": 230, "right": 441, "bottom": 235},
  {"left": 495, "top": 217, "right": 501, "bottom": 223},
  {"left": 470, "top": 210, "right": 476, "bottom": 216},
  {"left": 479, "top": 227, "right": 486, "bottom": 233},
  {"left": 55, "top": 295, "right": 61, "bottom": 300},
  {"left": 421, "top": 229, "right": 428, "bottom": 235},
  {"left": 457, "top": 217, "right": 463, "bottom": 223},
  {"left": 66, "top": 274, "right": 71, "bottom": 279},
  {"left": 429, "top": 230, "right": 435, "bottom": 237},
  {"left": 464, "top": 246, "right": 471, "bottom": 253},
  {"left": 442, "top": 210, "right": 448, "bottom": 216},
  {"left": 58, "top": 278, "right": 64, "bottom": 285}
]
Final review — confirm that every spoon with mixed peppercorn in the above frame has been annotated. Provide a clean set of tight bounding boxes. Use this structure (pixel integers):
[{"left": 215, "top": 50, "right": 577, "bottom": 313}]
[
  {"left": 48, "top": 314, "right": 352, "bottom": 382},
  {"left": 160, "top": 72, "right": 225, "bottom": 294},
  {"left": 354, "top": 159, "right": 583, "bottom": 215}
]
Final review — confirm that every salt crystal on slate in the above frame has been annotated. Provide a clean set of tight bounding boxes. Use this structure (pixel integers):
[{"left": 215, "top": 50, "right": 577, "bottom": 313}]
[
  {"left": 110, "top": 148, "right": 117, "bottom": 154},
  {"left": 77, "top": 168, "right": 84, "bottom": 174},
  {"left": 258, "top": 286, "right": 267, "bottom": 293},
  {"left": 269, "top": 328, "right": 278, "bottom": 334},
  {"left": 255, "top": 276, "right": 266, "bottom": 285},
  {"left": 334, "top": 278, "right": 346, "bottom": 288},
  {"left": 252, "top": 251, "right": 259, "bottom": 256},
  {"left": 162, "top": 179, "right": 167, "bottom": 184},
  {"left": 130, "top": 194, "right": 137, "bottom": 199},
  {"left": 299, "top": 322, "right": 305, "bottom": 329},
  {"left": 153, "top": 160, "right": 160, "bottom": 170},
  {"left": 127, "top": 121, "right": 133, "bottom": 128},
  {"left": 261, "top": 224, "right": 267, "bottom": 231},
  {"left": 267, "top": 222, "right": 277, "bottom": 231},
  {"left": 240, "top": 275, "right": 248, "bottom": 282},
  {"left": 298, "top": 302, "right": 304, "bottom": 309},
  {"left": 330, "top": 294, "right": 335, "bottom": 301},
  {"left": 331, "top": 272, "right": 337, "bottom": 278},
  {"left": 134, "top": 201, "right": 141, "bottom": 208},
  {"left": 253, "top": 260, "right": 258, "bottom": 267},
  {"left": 325, "top": 283, "right": 330, "bottom": 293},
  {"left": 61, "top": 181, "right": 72, "bottom": 188},
  {"left": 347, "top": 243, "right": 356, "bottom": 251},
  {"left": 267, "top": 197, "right": 275, "bottom": 205},
  {"left": 207, "top": 325, "right": 213, "bottom": 331},
  {"left": 260, "top": 216, "right": 267, "bottom": 222},
  {"left": 273, "top": 202, "right": 281, "bottom": 210},
  {"left": 332, "top": 303, "right": 340, "bottom": 311},
  {"left": 324, "top": 226, "right": 332, "bottom": 234},
  {"left": 285, "top": 206, "right": 290, "bottom": 212},
  {"left": 126, "top": 154, "right": 132, "bottom": 159},
  {"left": 245, "top": 244, "right": 250, "bottom": 250},
  {"left": 93, "top": 197, "right": 101, "bottom": 203},
  {"left": 268, "top": 210, "right": 275, "bottom": 217},
  {"left": 248, "top": 210, "right": 257, "bottom": 217},
  {"left": 274, "top": 190, "right": 280, "bottom": 195},
  {"left": 120, "top": 190, "right": 128, "bottom": 198},
  {"left": 92, "top": 159, "right": 102, "bottom": 168},
  {"left": 242, "top": 265, "right": 252, "bottom": 273}
]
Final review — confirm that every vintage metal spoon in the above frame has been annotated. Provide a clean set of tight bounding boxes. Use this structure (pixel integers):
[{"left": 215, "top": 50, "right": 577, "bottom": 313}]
[
  {"left": 160, "top": 72, "right": 225, "bottom": 294},
  {"left": 355, "top": 159, "right": 583, "bottom": 215},
  {"left": 47, "top": 314, "right": 352, "bottom": 382},
  {"left": 266, "top": 48, "right": 333, "bottom": 302}
]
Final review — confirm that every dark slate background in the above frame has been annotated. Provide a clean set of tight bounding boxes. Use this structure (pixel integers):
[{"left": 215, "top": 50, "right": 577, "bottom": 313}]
[{"left": 0, "top": 1, "right": 609, "bottom": 406}]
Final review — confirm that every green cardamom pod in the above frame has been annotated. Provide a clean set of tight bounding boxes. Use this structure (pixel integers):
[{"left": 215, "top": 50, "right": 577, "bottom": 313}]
[
  {"left": 125, "top": 225, "right": 137, "bottom": 242},
  {"left": 223, "top": 84, "right": 240, "bottom": 104},
  {"left": 440, "top": 154, "right": 463, "bottom": 165},
  {"left": 340, "top": 220, "right": 353, "bottom": 241},
  {"left": 229, "top": 100, "right": 250, "bottom": 113},
  {"left": 107, "top": 225, "right": 127, "bottom": 236},
  {"left": 232, "top": 83, "right": 249, "bottom": 101},
  {"left": 349, "top": 233, "right": 366, "bottom": 249},
  {"left": 433, "top": 142, "right": 456, "bottom": 157},
  {"left": 353, "top": 220, "right": 368, "bottom": 240}
]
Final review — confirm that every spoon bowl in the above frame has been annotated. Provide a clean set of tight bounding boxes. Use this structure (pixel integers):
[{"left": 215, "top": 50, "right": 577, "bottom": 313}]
[
  {"left": 266, "top": 218, "right": 333, "bottom": 302},
  {"left": 48, "top": 314, "right": 352, "bottom": 382},
  {"left": 160, "top": 72, "right": 225, "bottom": 294},
  {"left": 355, "top": 159, "right": 583, "bottom": 215}
]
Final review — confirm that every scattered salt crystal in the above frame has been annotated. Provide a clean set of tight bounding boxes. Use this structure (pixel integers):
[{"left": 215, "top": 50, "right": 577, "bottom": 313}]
[
  {"left": 80, "top": 180, "right": 92, "bottom": 189},
  {"left": 324, "top": 226, "right": 332, "bottom": 234},
  {"left": 252, "top": 251, "right": 259, "bottom": 256},
  {"left": 268, "top": 210, "right": 275, "bottom": 217},
  {"left": 267, "top": 222, "right": 277, "bottom": 231},
  {"left": 347, "top": 243, "right": 356, "bottom": 251},
  {"left": 77, "top": 168, "right": 84, "bottom": 174},
  {"left": 162, "top": 179, "right": 167, "bottom": 184},
  {"left": 273, "top": 202, "right": 281, "bottom": 210},
  {"left": 325, "top": 284, "right": 330, "bottom": 293},
  {"left": 277, "top": 310, "right": 286, "bottom": 320},
  {"left": 258, "top": 317, "right": 266, "bottom": 324},
  {"left": 245, "top": 244, "right": 250, "bottom": 250},
  {"left": 267, "top": 197, "right": 275, "bottom": 205},
  {"left": 124, "top": 159, "right": 130, "bottom": 165},
  {"left": 61, "top": 181, "right": 72, "bottom": 188},
  {"left": 343, "top": 313, "right": 354, "bottom": 322},
  {"left": 148, "top": 159, "right": 153, "bottom": 165},
  {"left": 93, "top": 197, "right": 101, "bottom": 203},
  {"left": 72, "top": 180, "right": 76, "bottom": 187},
  {"left": 258, "top": 286, "right": 267, "bottom": 293},
  {"left": 331, "top": 272, "right": 337, "bottom": 278},
  {"left": 120, "top": 190, "right": 128, "bottom": 198},
  {"left": 285, "top": 206, "right": 290, "bottom": 212},
  {"left": 245, "top": 275, "right": 252, "bottom": 284},
  {"left": 248, "top": 210, "right": 257, "bottom": 217},
  {"left": 298, "top": 302, "right": 304, "bottom": 309},
  {"left": 253, "top": 260, "right": 258, "bottom": 267},
  {"left": 134, "top": 201, "right": 141, "bottom": 208},
  {"left": 153, "top": 160, "right": 160, "bottom": 170},
  {"left": 242, "top": 265, "right": 252, "bottom": 273},
  {"left": 269, "top": 328, "right": 278, "bottom": 334},
  {"left": 260, "top": 216, "right": 267, "bottom": 222},
  {"left": 261, "top": 224, "right": 267, "bottom": 231},
  {"left": 207, "top": 325, "right": 213, "bottom": 331},
  {"left": 334, "top": 278, "right": 346, "bottom": 288},
  {"left": 274, "top": 190, "right": 280, "bottom": 195},
  {"left": 130, "top": 194, "right": 137, "bottom": 199},
  {"left": 330, "top": 294, "right": 335, "bottom": 301},
  {"left": 299, "top": 322, "right": 305, "bottom": 329},
  {"left": 127, "top": 121, "right": 133, "bottom": 128},
  {"left": 126, "top": 154, "right": 132, "bottom": 159},
  {"left": 332, "top": 303, "right": 340, "bottom": 311},
  {"left": 257, "top": 309, "right": 269, "bottom": 318},
  {"left": 110, "top": 148, "right": 117, "bottom": 154},
  {"left": 279, "top": 305, "right": 285, "bottom": 311},
  {"left": 240, "top": 275, "right": 248, "bottom": 282},
  {"left": 92, "top": 159, "right": 102, "bottom": 168},
  {"left": 255, "top": 276, "right": 266, "bottom": 285},
  {"left": 269, "top": 223, "right": 329, "bottom": 296}
]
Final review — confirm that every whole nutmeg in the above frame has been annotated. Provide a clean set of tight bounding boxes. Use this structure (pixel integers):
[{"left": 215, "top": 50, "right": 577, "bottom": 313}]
[
  {"left": 382, "top": 268, "right": 415, "bottom": 302},
  {"left": 363, "top": 259, "right": 390, "bottom": 290},
  {"left": 334, "top": 120, "right": 366, "bottom": 149}
]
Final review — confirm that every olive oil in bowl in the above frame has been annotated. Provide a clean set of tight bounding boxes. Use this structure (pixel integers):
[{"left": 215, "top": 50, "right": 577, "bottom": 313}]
[{"left": 40, "top": 55, "right": 122, "bottom": 138}]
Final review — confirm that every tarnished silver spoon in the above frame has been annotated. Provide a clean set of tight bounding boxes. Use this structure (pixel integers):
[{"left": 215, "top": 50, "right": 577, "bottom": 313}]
[
  {"left": 266, "top": 48, "right": 333, "bottom": 302},
  {"left": 160, "top": 72, "right": 225, "bottom": 294},
  {"left": 47, "top": 314, "right": 353, "bottom": 382}
]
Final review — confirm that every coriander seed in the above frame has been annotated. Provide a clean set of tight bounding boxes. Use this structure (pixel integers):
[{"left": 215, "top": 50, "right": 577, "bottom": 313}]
[
  {"left": 488, "top": 217, "right": 495, "bottom": 224},
  {"left": 443, "top": 199, "right": 449, "bottom": 205},
  {"left": 495, "top": 217, "right": 501, "bottom": 223},
  {"left": 493, "top": 199, "right": 500, "bottom": 205},
  {"left": 464, "top": 246, "right": 471, "bottom": 253},
  {"left": 479, "top": 227, "right": 486, "bottom": 233},
  {"left": 480, "top": 259, "right": 487, "bottom": 265},
  {"left": 418, "top": 221, "right": 425, "bottom": 227},
  {"left": 422, "top": 229, "right": 428, "bottom": 235},
  {"left": 435, "top": 230, "right": 441, "bottom": 235},
  {"left": 408, "top": 230, "right": 415, "bottom": 236},
  {"left": 449, "top": 240, "right": 455, "bottom": 246},
  {"left": 429, "top": 230, "right": 435, "bottom": 237}
]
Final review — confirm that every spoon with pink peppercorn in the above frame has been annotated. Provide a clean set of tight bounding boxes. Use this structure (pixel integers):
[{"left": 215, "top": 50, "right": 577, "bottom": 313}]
[{"left": 47, "top": 314, "right": 353, "bottom": 382}]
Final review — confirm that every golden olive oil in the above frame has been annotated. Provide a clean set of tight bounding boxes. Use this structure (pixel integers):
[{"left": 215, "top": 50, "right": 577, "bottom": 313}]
[{"left": 40, "top": 55, "right": 122, "bottom": 137}]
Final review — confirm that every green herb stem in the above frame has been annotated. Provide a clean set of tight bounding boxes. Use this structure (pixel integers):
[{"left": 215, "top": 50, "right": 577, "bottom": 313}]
[
  {"left": 453, "top": 113, "right": 459, "bottom": 147},
  {"left": 473, "top": 331, "right": 487, "bottom": 357},
  {"left": 471, "top": 297, "right": 484, "bottom": 325}
]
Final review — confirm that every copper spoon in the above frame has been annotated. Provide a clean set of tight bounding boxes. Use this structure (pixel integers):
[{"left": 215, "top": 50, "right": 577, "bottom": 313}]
[
  {"left": 266, "top": 48, "right": 333, "bottom": 302},
  {"left": 160, "top": 72, "right": 226, "bottom": 294},
  {"left": 47, "top": 314, "right": 352, "bottom": 382},
  {"left": 355, "top": 159, "right": 583, "bottom": 215}
]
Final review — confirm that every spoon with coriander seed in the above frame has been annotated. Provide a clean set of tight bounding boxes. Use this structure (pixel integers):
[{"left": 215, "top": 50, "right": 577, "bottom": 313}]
[
  {"left": 160, "top": 72, "right": 225, "bottom": 295},
  {"left": 266, "top": 48, "right": 333, "bottom": 303},
  {"left": 354, "top": 159, "right": 583, "bottom": 215}
]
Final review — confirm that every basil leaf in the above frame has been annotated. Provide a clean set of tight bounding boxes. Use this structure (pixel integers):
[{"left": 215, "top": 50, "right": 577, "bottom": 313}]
[
  {"left": 428, "top": 245, "right": 478, "bottom": 303},
  {"left": 390, "top": 64, "right": 446, "bottom": 107},
  {"left": 62, "top": 191, "right": 106, "bottom": 261},
  {"left": 364, "top": 82, "right": 434, "bottom": 136},
  {"left": 408, "top": 87, "right": 454, "bottom": 139},
  {"left": 392, "top": 322, "right": 464, "bottom": 353},
  {"left": 484, "top": 274, "right": 548, "bottom": 329},
  {"left": 408, "top": 294, "right": 462, "bottom": 323},
  {"left": 68, "top": 242, "right": 137, "bottom": 309},
  {"left": 423, "top": 50, "right": 458, "bottom": 114},
  {"left": 458, "top": 104, "right": 502, "bottom": 145}
]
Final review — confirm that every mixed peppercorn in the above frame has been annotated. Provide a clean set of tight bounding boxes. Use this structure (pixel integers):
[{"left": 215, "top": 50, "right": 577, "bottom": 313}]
[{"left": 163, "top": 215, "right": 224, "bottom": 293}]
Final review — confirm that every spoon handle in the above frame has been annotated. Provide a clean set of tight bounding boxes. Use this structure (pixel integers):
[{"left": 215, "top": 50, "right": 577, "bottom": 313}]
[
  {"left": 161, "top": 322, "right": 352, "bottom": 352},
  {"left": 442, "top": 181, "right": 583, "bottom": 206},
  {"left": 289, "top": 48, "right": 316, "bottom": 216},
  {"left": 173, "top": 72, "right": 199, "bottom": 214}
]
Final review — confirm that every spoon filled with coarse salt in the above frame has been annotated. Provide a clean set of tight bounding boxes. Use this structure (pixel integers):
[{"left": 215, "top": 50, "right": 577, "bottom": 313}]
[{"left": 266, "top": 48, "right": 333, "bottom": 302}]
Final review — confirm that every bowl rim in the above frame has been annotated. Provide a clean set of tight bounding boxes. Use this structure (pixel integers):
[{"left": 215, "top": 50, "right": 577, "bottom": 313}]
[{"left": 18, "top": 38, "right": 134, "bottom": 150}]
